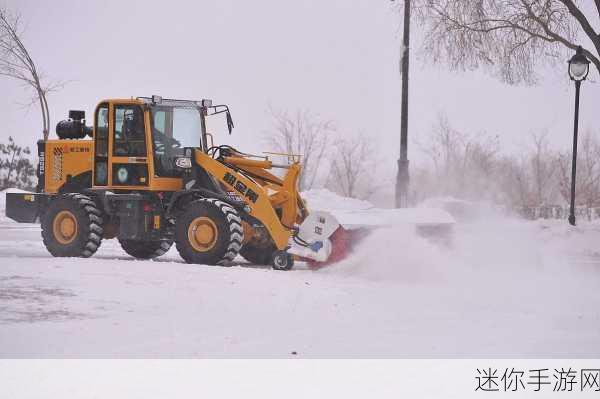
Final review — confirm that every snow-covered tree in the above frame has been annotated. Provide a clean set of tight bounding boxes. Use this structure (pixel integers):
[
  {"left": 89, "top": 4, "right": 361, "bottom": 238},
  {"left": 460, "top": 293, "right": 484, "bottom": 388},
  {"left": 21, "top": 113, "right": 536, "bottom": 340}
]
[{"left": 0, "top": 136, "right": 36, "bottom": 190}]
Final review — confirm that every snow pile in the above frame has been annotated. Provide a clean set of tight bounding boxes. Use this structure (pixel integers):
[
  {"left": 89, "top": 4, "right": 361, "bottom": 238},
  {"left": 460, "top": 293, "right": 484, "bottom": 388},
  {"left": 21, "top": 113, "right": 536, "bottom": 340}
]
[
  {"left": 330, "top": 202, "right": 600, "bottom": 288},
  {"left": 535, "top": 218, "right": 600, "bottom": 259},
  {"left": 330, "top": 224, "right": 449, "bottom": 282},
  {"left": 301, "top": 189, "right": 373, "bottom": 212}
]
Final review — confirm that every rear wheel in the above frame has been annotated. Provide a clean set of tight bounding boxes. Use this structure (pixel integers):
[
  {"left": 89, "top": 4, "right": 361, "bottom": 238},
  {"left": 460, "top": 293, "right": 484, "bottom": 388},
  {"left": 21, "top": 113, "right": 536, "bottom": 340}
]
[
  {"left": 119, "top": 239, "right": 173, "bottom": 259},
  {"left": 175, "top": 199, "right": 244, "bottom": 265},
  {"left": 41, "top": 193, "right": 103, "bottom": 258}
]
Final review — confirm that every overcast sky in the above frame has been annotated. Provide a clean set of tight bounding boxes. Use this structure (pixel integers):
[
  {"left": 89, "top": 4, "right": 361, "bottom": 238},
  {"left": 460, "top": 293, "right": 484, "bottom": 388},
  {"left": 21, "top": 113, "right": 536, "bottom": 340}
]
[{"left": 1, "top": 0, "right": 598, "bottom": 169}]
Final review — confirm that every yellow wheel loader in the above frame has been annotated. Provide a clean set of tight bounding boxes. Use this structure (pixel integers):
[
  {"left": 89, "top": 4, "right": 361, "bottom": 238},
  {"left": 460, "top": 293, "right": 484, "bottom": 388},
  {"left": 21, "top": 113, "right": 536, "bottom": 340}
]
[{"left": 5, "top": 95, "right": 454, "bottom": 270}]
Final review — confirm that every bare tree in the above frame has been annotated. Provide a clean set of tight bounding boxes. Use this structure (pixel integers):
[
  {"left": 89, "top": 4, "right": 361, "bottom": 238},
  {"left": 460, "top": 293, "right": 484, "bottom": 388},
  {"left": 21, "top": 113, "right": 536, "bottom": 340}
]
[
  {"left": 418, "top": 113, "right": 500, "bottom": 197},
  {"left": 414, "top": 113, "right": 503, "bottom": 201},
  {"left": 327, "top": 135, "right": 380, "bottom": 199},
  {"left": 415, "top": 0, "right": 600, "bottom": 84},
  {"left": 420, "top": 113, "right": 465, "bottom": 180},
  {"left": 265, "top": 108, "right": 334, "bottom": 190},
  {"left": 496, "top": 134, "right": 559, "bottom": 208},
  {"left": 557, "top": 130, "right": 600, "bottom": 207},
  {"left": 0, "top": 7, "right": 61, "bottom": 140},
  {"left": 528, "top": 132, "right": 559, "bottom": 204},
  {"left": 497, "top": 154, "right": 533, "bottom": 207}
]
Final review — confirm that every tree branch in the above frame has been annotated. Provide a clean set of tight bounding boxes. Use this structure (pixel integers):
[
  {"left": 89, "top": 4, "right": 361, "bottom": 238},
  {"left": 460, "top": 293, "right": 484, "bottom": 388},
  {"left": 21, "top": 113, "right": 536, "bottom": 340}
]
[{"left": 558, "top": 0, "right": 600, "bottom": 53}]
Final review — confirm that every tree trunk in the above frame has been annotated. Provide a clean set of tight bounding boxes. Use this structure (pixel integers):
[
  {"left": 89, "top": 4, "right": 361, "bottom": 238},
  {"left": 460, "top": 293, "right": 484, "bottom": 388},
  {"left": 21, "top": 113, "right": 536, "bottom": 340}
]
[
  {"left": 42, "top": 90, "right": 50, "bottom": 140},
  {"left": 6, "top": 148, "right": 16, "bottom": 186}
]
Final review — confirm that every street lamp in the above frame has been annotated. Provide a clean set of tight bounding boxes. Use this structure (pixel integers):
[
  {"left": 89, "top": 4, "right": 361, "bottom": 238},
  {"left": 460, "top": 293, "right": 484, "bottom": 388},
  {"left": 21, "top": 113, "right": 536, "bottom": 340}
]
[{"left": 567, "top": 46, "right": 590, "bottom": 226}]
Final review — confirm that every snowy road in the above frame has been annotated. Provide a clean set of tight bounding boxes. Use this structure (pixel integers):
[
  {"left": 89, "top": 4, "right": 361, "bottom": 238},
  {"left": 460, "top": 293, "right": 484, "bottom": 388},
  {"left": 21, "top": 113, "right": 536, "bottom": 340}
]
[{"left": 1, "top": 209, "right": 600, "bottom": 358}]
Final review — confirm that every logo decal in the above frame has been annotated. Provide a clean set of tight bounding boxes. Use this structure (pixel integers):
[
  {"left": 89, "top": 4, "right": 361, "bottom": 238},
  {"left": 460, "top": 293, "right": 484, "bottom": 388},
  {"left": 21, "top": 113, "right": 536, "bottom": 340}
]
[{"left": 223, "top": 172, "right": 259, "bottom": 203}]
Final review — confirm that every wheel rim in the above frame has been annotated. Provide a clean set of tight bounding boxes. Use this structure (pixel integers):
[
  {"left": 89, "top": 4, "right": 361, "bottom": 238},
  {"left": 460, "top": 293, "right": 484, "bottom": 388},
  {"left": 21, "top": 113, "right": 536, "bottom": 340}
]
[
  {"left": 53, "top": 210, "right": 78, "bottom": 245},
  {"left": 274, "top": 254, "right": 287, "bottom": 269},
  {"left": 187, "top": 217, "right": 218, "bottom": 252}
]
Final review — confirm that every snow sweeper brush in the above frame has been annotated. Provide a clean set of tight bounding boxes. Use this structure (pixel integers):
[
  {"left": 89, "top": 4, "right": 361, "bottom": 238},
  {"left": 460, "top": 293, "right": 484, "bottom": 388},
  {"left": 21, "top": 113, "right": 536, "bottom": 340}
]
[{"left": 287, "top": 207, "right": 455, "bottom": 267}]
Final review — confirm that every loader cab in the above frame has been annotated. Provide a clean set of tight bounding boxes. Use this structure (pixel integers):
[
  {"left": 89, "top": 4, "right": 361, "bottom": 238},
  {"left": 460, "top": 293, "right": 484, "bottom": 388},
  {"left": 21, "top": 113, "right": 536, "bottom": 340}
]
[
  {"left": 92, "top": 98, "right": 203, "bottom": 191},
  {"left": 91, "top": 96, "right": 232, "bottom": 192}
]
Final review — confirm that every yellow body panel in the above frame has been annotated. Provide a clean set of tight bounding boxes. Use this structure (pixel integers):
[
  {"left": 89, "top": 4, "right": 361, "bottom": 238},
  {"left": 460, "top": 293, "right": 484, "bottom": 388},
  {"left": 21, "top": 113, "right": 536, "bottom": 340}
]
[
  {"left": 194, "top": 150, "right": 294, "bottom": 250},
  {"left": 44, "top": 140, "right": 93, "bottom": 194},
  {"left": 222, "top": 154, "right": 307, "bottom": 229},
  {"left": 197, "top": 148, "right": 309, "bottom": 250}
]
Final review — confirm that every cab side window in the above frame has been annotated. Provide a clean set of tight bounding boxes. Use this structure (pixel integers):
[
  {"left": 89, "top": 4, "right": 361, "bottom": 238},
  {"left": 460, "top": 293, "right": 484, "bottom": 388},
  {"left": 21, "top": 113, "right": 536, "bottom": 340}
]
[
  {"left": 94, "top": 104, "right": 109, "bottom": 185},
  {"left": 151, "top": 108, "right": 178, "bottom": 177},
  {"left": 113, "top": 105, "right": 146, "bottom": 157}
]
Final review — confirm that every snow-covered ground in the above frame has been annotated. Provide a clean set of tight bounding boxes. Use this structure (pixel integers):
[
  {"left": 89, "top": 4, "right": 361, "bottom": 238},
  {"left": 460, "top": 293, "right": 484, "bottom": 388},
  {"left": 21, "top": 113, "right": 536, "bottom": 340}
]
[{"left": 1, "top": 190, "right": 600, "bottom": 358}]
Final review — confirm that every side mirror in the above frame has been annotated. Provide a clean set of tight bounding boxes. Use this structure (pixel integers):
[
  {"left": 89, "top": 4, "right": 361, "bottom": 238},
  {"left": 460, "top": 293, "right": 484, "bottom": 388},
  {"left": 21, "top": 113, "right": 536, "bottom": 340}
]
[{"left": 226, "top": 111, "right": 234, "bottom": 135}]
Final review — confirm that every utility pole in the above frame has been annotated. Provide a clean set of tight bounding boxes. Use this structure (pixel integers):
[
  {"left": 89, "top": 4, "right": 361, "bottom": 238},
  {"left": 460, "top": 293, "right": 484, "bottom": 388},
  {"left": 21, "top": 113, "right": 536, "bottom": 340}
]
[{"left": 395, "top": 0, "right": 410, "bottom": 208}]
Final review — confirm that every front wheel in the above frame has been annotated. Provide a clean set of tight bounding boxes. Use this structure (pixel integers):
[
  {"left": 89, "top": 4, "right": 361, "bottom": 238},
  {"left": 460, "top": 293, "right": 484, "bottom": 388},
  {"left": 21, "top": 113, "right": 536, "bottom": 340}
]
[
  {"left": 175, "top": 199, "right": 244, "bottom": 265},
  {"left": 240, "top": 242, "right": 276, "bottom": 265}
]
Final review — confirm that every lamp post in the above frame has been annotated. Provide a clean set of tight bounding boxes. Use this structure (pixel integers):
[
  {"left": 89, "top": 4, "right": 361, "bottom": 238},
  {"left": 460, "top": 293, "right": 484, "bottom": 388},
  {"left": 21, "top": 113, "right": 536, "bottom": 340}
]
[
  {"left": 567, "top": 46, "right": 590, "bottom": 226},
  {"left": 395, "top": 0, "right": 410, "bottom": 208}
]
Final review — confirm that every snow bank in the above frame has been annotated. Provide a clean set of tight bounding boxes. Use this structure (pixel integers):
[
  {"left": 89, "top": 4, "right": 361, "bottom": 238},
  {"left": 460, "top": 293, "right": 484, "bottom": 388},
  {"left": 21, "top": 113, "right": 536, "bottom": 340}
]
[
  {"left": 301, "top": 189, "right": 373, "bottom": 212},
  {"left": 0, "top": 191, "right": 7, "bottom": 223}
]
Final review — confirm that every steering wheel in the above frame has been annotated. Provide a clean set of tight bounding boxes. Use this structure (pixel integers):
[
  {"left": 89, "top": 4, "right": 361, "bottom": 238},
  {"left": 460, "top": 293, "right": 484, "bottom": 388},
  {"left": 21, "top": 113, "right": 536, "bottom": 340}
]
[
  {"left": 152, "top": 129, "right": 184, "bottom": 175},
  {"left": 153, "top": 129, "right": 181, "bottom": 149}
]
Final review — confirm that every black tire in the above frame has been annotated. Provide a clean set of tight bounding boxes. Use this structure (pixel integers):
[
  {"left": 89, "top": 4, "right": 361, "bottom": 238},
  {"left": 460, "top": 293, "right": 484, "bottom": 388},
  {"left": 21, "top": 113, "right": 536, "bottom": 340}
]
[
  {"left": 41, "top": 193, "right": 103, "bottom": 258},
  {"left": 175, "top": 198, "right": 244, "bottom": 265},
  {"left": 271, "top": 250, "right": 294, "bottom": 271},
  {"left": 119, "top": 239, "right": 173, "bottom": 259},
  {"left": 240, "top": 242, "right": 276, "bottom": 265}
]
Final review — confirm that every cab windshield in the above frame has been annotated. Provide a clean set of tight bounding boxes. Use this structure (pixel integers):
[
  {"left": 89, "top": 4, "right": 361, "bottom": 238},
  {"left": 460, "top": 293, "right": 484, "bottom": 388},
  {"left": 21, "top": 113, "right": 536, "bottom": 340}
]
[{"left": 150, "top": 105, "right": 203, "bottom": 177}]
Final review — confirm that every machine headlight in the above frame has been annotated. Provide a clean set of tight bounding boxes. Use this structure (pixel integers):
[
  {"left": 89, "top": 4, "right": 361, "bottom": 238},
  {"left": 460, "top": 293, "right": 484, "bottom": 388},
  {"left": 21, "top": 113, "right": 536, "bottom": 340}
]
[
  {"left": 175, "top": 157, "right": 192, "bottom": 169},
  {"left": 117, "top": 167, "right": 129, "bottom": 183}
]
